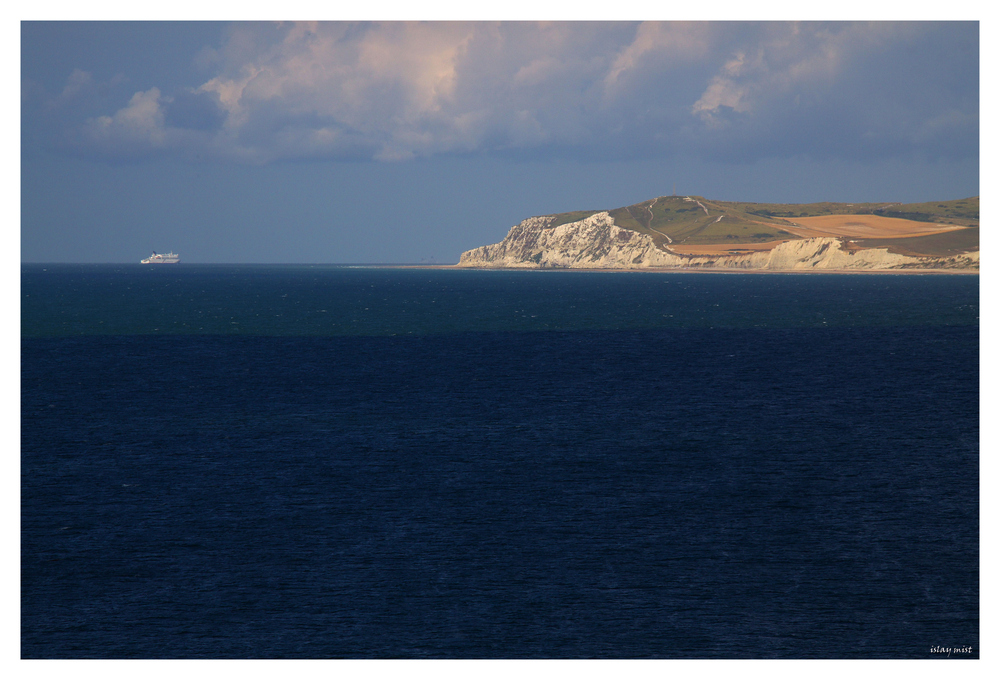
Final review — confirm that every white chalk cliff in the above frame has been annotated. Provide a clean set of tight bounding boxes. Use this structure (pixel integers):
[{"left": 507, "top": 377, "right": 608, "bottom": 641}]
[{"left": 458, "top": 211, "right": 979, "bottom": 271}]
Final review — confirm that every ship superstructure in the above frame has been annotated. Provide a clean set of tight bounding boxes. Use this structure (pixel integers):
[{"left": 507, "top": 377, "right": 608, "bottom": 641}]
[{"left": 141, "top": 252, "right": 180, "bottom": 264}]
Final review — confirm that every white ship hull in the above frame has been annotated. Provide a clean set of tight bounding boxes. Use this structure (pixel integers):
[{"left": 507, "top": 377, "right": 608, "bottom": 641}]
[{"left": 141, "top": 252, "right": 180, "bottom": 264}]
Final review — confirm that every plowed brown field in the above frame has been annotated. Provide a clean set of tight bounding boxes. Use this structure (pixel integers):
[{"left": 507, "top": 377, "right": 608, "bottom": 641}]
[{"left": 782, "top": 215, "right": 964, "bottom": 239}]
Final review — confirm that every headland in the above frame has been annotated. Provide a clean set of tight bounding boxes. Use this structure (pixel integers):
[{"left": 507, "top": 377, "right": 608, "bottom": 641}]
[{"left": 456, "top": 195, "right": 979, "bottom": 272}]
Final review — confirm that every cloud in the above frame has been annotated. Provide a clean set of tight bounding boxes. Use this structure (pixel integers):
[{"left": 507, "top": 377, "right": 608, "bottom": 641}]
[
  {"left": 164, "top": 89, "right": 227, "bottom": 131},
  {"left": 685, "top": 22, "right": 978, "bottom": 161},
  {"left": 604, "top": 21, "right": 713, "bottom": 91},
  {"left": 29, "top": 68, "right": 128, "bottom": 114},
  {"left": 84, "top": 88, "right": 167, "bottom": 151},
  {"left": 58, "top": 69, "right": 94, "bottom": 102},
  {"left": 78, "top": 87, "right": 227, "bottom": 160},
  {"left": 691, "top": 54, "right": 752, "bottom": 125},
  {"left": 61, "top": 21, "right": 978, "bottom": 165},
  {"left": 690, "top": 24, "right": 864, "bottom": 124}
]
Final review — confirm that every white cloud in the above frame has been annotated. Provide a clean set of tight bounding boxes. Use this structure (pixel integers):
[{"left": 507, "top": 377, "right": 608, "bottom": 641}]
[
  {"left": 70, "top": 21, "right": 977, "bottom": 165},
  {"left": 604, "top": 21, "right": 712, "bottom": 90},
  {"left": 74, "top": 22, "right": 660, "bottom": 162},
  {"left": 84, "top": 88, "right": 167, "bottom": 149},
  {"left": 59, "top": 69, "right": 94, "bottom": 101},
  {"left": 690, "top": 23, "right": 921, "bottom": 125}
]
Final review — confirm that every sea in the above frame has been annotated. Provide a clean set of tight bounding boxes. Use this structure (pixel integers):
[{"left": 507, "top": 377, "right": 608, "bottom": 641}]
[{"left": 20, "top": 264, "right": 979, "bottom": 659}]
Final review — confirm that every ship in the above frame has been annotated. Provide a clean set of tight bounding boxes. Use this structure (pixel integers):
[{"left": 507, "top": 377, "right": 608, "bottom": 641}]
[{"left": 141, "top": 251, "right": 180, "bottom": 264}]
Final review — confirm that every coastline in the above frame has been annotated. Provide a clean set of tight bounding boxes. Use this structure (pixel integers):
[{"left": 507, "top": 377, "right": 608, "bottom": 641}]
[
  {"left": 413, "top": 264, "right": 979, "bottom": 275},
  {"left": 455, "top": 209, "right": 978, "bottom": 275}
]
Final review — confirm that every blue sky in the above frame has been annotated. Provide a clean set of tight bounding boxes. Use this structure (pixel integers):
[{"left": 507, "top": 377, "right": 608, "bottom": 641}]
[{"left": 20, "top": 18, "right": 980, "bottom": 263}]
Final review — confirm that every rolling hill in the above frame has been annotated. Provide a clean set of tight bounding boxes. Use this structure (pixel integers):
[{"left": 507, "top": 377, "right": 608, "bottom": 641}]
[{"left": 459, "top": 195, "right": 978, "bottom": 270}]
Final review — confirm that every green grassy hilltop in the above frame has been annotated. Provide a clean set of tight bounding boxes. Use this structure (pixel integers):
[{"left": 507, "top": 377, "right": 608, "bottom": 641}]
[{"left": 541, "top": 195, "right": 979, "bottom": 255}]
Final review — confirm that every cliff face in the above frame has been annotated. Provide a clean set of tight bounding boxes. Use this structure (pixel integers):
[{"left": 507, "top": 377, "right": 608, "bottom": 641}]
[
  {"left": 459, "top": 212, "right": 684, "bottom": 268},
  {"left": 458, "top": 211, "right": 979, "bottom": 271}
]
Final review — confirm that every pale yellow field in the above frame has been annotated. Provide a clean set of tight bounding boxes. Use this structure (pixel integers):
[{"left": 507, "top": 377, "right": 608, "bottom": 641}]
[{"left": 782, "top": 215, "right": 964, "bottom": 239}]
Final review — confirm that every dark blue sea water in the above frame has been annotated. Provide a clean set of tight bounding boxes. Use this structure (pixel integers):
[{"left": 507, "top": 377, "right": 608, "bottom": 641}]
[{"left": 21, "top": 265, "right": 979, "bottom": 658}]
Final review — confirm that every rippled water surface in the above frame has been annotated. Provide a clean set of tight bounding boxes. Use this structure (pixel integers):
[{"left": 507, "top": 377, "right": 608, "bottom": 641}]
[{"left": 22, "top": 266, "right": 979, "bottom": 658}]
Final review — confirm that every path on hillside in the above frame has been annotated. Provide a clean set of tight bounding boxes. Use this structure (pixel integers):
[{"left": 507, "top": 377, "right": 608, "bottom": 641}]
[
  {"left": 649, "top": 226, "right": 673, "bottom": 245},
  {"left": 645, "top": 198, "right": 673, "bottom": 243},
  {"left": 683, "top": 196, "right": 710, "bottom": 215},
  {"left": 676, "top": 200, "right": 718, "bottom": 244}
]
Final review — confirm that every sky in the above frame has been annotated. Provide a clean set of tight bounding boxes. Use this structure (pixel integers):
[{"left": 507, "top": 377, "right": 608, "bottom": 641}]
[
  {"left": 20, "top": 17, "right": 981, "bottom": 263},
  {"left": 7, "top": 11, "right": 998, "bottom": 678}
]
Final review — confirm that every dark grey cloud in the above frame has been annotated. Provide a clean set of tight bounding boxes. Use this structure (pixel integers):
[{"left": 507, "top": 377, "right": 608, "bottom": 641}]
[{"left": 163, "top": 89, "right": 226, "bottom": 131}]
